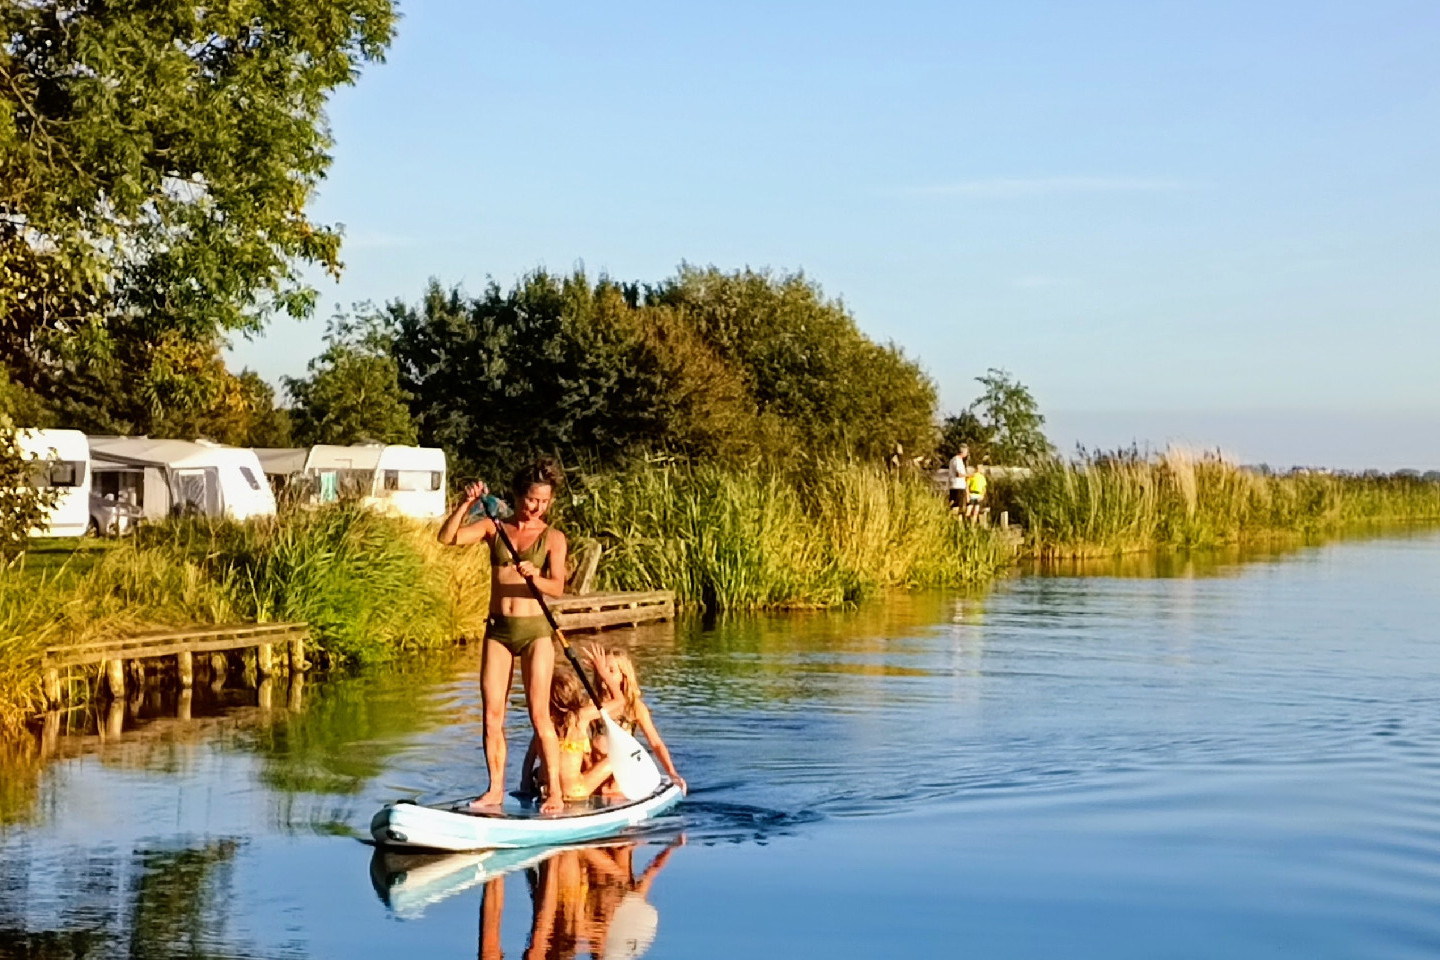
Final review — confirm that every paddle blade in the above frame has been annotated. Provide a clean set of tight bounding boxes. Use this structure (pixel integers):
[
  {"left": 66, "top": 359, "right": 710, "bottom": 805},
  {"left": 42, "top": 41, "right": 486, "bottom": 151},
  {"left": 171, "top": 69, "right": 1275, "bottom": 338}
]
[{"left": 601, "top": 711, "right": 663, "bottom": 800}]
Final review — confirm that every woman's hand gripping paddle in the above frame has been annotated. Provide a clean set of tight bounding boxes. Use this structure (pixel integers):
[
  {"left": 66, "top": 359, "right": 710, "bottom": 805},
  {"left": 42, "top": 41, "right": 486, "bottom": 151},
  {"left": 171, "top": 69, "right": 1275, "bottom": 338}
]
[{"left": 481, "top": 497, "right": 664, "bottom": 801}]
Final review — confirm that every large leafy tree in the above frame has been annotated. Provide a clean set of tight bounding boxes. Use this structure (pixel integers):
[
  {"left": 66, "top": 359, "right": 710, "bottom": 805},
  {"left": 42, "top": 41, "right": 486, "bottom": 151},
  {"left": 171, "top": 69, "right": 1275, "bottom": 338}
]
[
  {"left": 285, "top": 315, "right": 416, "bottom": 446},
  {"left": 0, "top": 0, "right": 396, "bottom": 428},
  {"left": 389, "top": 273, "right": 728, "bottom": 478},
  {"left": 386, "top": 267, "right": 939, "bottom": 477},
  {"left": 648, "top": 266, "right": 937, "bottom": 461}
]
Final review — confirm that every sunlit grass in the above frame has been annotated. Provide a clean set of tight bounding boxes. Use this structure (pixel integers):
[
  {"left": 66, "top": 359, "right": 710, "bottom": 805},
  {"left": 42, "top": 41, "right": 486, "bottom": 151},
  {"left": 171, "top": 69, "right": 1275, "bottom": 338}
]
[
  {"left": 562, "top": 460, "right": 1012, "bottom": 610},
  {"left": 1013, "top": 448, "right": 1440, "bottom": 558}
]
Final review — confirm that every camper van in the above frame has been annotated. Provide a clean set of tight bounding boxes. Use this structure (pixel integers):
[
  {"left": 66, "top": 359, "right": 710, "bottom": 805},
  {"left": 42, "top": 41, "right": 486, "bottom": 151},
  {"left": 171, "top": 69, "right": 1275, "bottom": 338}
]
[
  {"left": 88, "top": 437, "right": 276, "bottom": 524},
  {"left": 16, "top": 429, "right": 91, "bottom": 537},
  {"left": 253, "top": 444, "right": 448, "bottom": 520}
]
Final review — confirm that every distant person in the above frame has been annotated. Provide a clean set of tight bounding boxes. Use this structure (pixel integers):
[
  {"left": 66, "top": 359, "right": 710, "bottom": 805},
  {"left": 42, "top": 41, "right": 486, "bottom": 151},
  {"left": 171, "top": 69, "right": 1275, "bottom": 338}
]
[
  {"left": 947, "top": 444, "right": 969, "bottom": 512},
  {"left": 436, "top": 457, "right": 570, "bottom": 814},
  {"left": 965, "top": 464, "right": 988, "bottom": 522}
]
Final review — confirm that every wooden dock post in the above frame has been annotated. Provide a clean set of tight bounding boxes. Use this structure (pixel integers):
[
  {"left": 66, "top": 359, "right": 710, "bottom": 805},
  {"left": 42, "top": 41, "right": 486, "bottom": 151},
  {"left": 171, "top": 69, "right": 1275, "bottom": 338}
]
[
  {"left": 177, "top": 689, "right": 192, "bottom": 722},
  {"left": 210, "top": 653, "right": 228, "bottom": 690},
  {"left": 287, "top": 672, "right": 305, "bottom": 712},
  {"left": 104, "top": 659, "right": 125, "bottom": 700},
  {"left": 43, "top": 669, "right": 62, "bottom": 709},
  {"left": 289, "top": 635, "right": 307, "bottom": 673},
  {"left": 40, "top": 711, "right": 60, "bottom": 759},
  {"left": 177, "top": 651, "right": 194, "bottom": 688},
  {"left": 105, "top": 698, "right": 124, "bottom": 739},
  {"left": 258, "top": 677, "right": 274, "bottom": 711},
  {"left": 256, "top": 642, "right": 274, "bottom": 677}
]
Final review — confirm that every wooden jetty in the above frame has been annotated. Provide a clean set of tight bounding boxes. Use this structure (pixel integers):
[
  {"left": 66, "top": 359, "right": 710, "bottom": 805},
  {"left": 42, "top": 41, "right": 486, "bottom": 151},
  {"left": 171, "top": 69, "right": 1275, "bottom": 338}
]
[
  {"left": 551, "top": 590, "right": 675, "bottom": 633},
  {"left": 41, "top": 622, "right": 309, "bottom": 708}
]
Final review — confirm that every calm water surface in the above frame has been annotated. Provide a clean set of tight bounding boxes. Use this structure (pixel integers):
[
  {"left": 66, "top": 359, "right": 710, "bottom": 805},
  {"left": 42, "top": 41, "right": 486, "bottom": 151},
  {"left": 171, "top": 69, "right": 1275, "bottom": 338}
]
[{"left": 4, "top": 532, "right": 1440, "bottom": 958}]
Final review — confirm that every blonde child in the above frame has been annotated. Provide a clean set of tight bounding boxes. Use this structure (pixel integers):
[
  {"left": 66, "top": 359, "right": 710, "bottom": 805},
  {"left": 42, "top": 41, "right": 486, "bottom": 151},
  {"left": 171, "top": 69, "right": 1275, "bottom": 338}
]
[{"left": 583, "top": 646, "right": 686, "bottom": 795}]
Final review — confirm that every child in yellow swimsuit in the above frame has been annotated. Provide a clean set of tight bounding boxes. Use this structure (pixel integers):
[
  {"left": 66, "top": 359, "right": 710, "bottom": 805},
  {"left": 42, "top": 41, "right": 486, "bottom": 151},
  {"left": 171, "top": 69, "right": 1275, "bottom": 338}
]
[{"left": 522, "top": 668, "right": 618, "bottom": 803}]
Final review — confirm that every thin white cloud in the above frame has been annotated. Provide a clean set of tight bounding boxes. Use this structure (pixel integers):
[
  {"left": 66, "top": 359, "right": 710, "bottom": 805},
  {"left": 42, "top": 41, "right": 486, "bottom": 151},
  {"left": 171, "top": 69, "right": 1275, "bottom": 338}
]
[{"left": 893, "top": 177, "right": 1197, "bottom": 199}]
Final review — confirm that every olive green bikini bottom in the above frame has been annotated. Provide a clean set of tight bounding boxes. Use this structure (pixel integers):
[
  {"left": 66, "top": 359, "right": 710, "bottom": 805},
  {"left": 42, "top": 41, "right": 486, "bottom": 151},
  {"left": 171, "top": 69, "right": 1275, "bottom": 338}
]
[{"left": 485, "top": 613, "right": 551, "bottom": 655}]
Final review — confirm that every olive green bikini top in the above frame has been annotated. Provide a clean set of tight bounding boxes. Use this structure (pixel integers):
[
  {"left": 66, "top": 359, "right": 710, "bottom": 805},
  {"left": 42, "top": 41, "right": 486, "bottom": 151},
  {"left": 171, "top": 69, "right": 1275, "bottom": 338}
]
[{"left": 490, "top": 524, "right": 550, "bottom": 572}]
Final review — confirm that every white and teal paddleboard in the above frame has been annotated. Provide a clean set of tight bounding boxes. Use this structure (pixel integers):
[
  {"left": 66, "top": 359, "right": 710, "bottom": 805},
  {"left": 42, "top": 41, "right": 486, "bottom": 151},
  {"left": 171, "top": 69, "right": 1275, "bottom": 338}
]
[{"left": 370, "top": 781, "right": 682, "bottom": 852}]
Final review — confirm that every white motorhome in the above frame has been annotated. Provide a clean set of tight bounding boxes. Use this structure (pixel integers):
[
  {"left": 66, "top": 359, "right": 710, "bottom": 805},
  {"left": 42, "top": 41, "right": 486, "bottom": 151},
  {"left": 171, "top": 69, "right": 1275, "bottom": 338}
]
[
  {"left": 88, "top": 437, "right": 276, "bottom": 523},
  {"left": 253, "top": 444, "right": 448, "bottom": 520},
  {"left": 15, "top": 428, "right": 91, "bottom": 537}
]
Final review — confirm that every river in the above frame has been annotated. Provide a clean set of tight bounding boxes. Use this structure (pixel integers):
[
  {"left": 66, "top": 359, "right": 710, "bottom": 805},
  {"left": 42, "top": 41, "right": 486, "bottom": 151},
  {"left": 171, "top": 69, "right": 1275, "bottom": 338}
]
[{"left": 3, "top": 531, "right": 1440, "bottom": 958}]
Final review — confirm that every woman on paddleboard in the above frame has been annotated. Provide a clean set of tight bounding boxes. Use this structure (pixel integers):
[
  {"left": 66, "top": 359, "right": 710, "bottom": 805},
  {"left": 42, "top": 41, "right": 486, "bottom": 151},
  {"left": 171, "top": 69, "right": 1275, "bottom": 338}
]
[{"left": 438, "top": 457, "right": 569, "bottom": 813}]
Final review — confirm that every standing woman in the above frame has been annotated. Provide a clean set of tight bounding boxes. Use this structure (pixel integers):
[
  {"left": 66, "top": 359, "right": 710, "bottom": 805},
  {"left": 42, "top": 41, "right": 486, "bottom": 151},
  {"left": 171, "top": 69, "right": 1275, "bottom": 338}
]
[{"left": 438, "top": 457, "right": 569, "bottom": 813}]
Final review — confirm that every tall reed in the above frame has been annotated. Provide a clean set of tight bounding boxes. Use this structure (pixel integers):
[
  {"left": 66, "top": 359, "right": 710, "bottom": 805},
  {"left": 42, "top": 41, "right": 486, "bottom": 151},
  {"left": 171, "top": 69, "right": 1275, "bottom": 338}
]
[
  {"left": 562, "top": 460, "right": 1011, "bottom": 610},
  {"left": 1014, "top": 448, "right": 1440, "bottom": 558}
]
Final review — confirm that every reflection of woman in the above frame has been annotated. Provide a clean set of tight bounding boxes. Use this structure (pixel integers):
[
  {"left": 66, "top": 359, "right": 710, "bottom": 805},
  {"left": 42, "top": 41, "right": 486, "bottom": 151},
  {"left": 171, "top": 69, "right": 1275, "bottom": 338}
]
[{"left": 478, "top": 838, "right": 683, "bottom": 960}]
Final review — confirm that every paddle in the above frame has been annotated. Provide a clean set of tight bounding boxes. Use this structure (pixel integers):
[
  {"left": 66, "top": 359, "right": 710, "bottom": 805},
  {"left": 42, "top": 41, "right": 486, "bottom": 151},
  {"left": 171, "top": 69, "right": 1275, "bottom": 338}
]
[{"left": 481, "top": 496, "right": 664, "bottom": 801}]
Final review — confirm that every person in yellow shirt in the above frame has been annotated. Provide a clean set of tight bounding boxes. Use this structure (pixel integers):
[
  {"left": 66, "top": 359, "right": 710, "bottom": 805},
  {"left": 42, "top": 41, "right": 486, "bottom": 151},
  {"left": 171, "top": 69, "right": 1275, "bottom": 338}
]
[{"left": 965, "top": 465, "right": 988, "bottom": 522}]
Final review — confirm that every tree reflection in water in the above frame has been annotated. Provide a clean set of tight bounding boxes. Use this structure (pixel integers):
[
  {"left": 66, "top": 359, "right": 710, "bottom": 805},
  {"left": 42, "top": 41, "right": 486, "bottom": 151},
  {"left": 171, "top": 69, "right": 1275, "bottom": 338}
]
[{"left": 482, "top": 838, "right": 682, "bottom": 960}]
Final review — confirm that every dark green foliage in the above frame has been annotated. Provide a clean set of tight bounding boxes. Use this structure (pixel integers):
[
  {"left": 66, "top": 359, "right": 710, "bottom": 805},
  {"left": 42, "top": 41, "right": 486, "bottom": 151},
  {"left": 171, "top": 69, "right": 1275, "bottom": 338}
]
[
  {"left": 649, "top": 265, "right": 938, "bottom": 460},
  {"left": 388, "top": 266, "right": 939, "bottom": 479},
  {"left": 939, "top": 410, "right": 991, "bottom": 461},
  {"left": 284, "top": 315, "right": 416, "bottom": 445},
  {"left": 0, "top": 0, "right": 396, "bottom": 432}
]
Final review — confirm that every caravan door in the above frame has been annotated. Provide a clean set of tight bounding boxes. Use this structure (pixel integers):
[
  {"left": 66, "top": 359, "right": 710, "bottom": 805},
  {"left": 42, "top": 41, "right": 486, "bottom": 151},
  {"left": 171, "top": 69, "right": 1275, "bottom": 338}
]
[{"left": 172, "top": 468, "right": 221, "bottom": 517}]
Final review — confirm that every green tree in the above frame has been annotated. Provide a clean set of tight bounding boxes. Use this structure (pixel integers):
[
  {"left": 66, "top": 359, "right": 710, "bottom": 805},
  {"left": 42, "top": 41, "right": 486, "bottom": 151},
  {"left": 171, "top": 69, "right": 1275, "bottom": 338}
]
[
  {"left": 960, "top": 368, "right": 1053, "bottom": 465},
  {"left": 938, "top": 410, "right": 993, "bottom": 462},
  {"left": 389, "top": 272, "right": 758, "bottom": 478},
  {"left": 285, "top": 316, "right": 416, "bottom": 446},
  {"left": 0, "top": 0, "right": 396, "bottom": 427},
  {"left": 648, "top": 266, "right": 937, "bottom": 460}
]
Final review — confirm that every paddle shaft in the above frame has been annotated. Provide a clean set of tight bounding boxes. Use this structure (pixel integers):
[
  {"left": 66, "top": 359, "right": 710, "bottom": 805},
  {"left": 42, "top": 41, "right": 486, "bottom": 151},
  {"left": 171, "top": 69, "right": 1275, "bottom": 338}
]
[{"left": 483, "top": 499, "right": 606, "bottom": 712}]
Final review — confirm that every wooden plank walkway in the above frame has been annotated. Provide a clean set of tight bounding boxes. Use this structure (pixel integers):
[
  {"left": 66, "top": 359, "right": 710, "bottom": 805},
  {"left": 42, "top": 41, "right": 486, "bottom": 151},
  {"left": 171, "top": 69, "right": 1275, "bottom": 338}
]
[
  {"left": 551, "top": 590, "right": 675, "bottom": 633},
  {"left": 41, "top": 622, "right": 309, "bottom": 707}
]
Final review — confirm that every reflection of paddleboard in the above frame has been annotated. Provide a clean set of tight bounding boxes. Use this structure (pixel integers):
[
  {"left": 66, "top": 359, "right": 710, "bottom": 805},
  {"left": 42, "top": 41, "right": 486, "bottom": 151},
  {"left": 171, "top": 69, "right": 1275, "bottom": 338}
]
[
  {"left": 369, "top": 845, "right": 572, "bottom": 918},
  {"left": 370, "top": 781, "right": 682, "bottom": 851}
]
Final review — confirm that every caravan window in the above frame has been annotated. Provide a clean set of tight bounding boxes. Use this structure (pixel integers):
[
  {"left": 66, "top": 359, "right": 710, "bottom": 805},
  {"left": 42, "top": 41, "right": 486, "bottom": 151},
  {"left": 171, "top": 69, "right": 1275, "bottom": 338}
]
[
  {"left": 238, "top": 466, "right": 262, "bottom": 490},
  {"left": 383, "top": 470, "right": 439, "bottom": 492},
  {"left": 31, "top": 460, "right": 86, "bottom": 488}
]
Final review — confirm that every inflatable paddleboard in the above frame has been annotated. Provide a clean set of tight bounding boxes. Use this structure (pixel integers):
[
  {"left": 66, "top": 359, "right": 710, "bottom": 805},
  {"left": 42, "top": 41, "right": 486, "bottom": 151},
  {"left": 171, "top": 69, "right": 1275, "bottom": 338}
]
[{"left": 370, "top": 781, "right": 682, "bottom": 851}]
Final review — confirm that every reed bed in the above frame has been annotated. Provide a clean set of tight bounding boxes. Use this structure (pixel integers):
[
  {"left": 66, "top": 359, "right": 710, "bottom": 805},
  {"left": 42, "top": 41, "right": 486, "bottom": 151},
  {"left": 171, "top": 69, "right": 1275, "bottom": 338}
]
[
  {"left": 562, "top": 460, "right": 1011, "bottom": 610},
  {"left": 1014, "top": 448, "right": 1440, "bottom": 558}
]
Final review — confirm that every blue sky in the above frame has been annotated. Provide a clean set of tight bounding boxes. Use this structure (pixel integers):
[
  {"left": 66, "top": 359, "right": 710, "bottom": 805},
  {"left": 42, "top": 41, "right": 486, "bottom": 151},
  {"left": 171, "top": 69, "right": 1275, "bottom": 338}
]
[{"left": 227, "top": 0, "right": 1440, "bottom": 469}]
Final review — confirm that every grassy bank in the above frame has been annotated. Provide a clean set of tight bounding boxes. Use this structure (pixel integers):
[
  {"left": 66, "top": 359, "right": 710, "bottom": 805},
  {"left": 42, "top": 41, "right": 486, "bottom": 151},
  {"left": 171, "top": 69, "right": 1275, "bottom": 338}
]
[
  {"left": 562, "top": 460, "right": 1013, "bottom": 609},
  {"left": 1011, "top": 449, "right": 1440, "bottom": 558},
  {"left": 0, "top": 505, "right": 489, "bottom": 730},
  {"left": 0, "top": 463, "right": 1011, "bottom": 731}
]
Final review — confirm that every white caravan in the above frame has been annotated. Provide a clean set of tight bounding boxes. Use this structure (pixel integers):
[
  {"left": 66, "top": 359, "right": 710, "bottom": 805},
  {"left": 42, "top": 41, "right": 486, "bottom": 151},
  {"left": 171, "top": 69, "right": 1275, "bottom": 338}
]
[
  {"left": 253, "top": 444, "right": 448, "bottom": 520},
  {"left": 15, "top": 429, "right": 91, "bottom": 537},
  {"left": 88, "top": 437, "right": 276, "bottom": 523}
]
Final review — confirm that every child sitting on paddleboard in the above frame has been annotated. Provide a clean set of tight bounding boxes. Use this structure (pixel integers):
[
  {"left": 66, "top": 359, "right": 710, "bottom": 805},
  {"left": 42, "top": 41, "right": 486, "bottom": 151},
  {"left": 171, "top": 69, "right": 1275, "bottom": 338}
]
[
  {"left": 584, "top": 646, "right": 686, "bottom": 795},
  {"left": 522, "top": 647, "right": 686, "bottom": 801}
]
